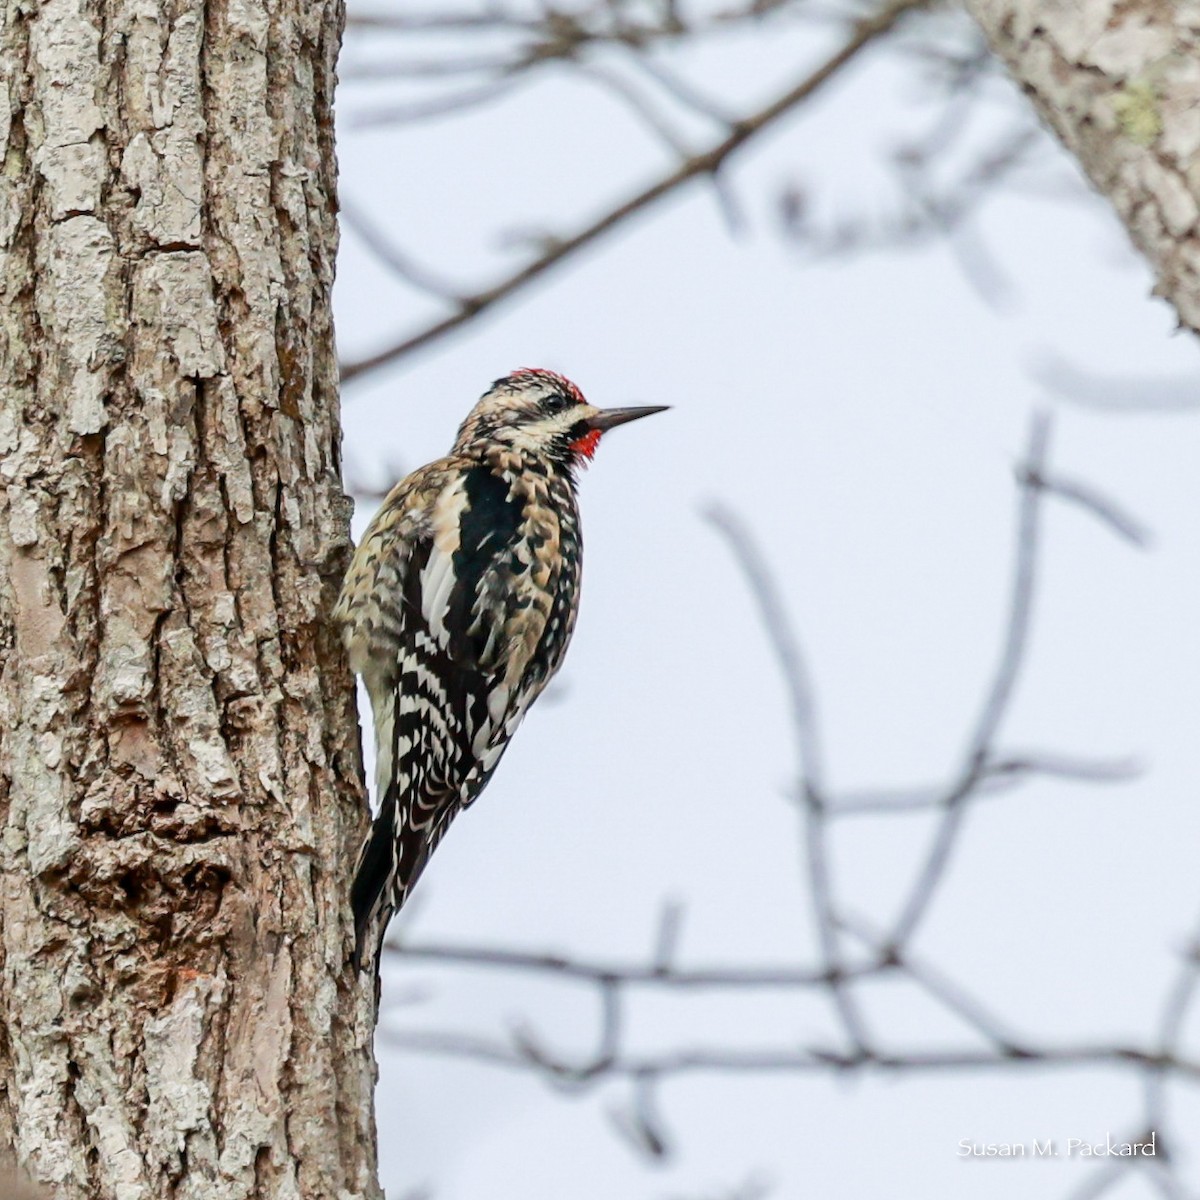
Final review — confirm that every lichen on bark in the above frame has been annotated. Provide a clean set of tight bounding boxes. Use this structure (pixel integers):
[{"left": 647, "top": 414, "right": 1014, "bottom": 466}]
[{"left": 965, "top": 0, "right": 1200, "bottom": 333}]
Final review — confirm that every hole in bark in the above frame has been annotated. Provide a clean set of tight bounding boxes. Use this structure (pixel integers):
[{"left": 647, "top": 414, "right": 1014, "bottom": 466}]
[
  {"left": 117, "top": 872, "right": 144, "bottom": 905},
  {"left": 180, "top": 862, "right": 233, "bottom": 925},
  {"left": 183, "top": 862, "right": 231, "bottom": 890},
  {"left": 254, "top": 1144, "right": 272, "bottom": 1188}
]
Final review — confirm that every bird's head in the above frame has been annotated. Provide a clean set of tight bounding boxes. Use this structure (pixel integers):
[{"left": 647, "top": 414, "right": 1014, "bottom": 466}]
[{"left": 453, "top": 369, "right": 667, "bottom": 469}]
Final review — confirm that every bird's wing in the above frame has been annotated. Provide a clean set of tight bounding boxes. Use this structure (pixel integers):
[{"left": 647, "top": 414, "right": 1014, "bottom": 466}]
[{"left": 338, "top": 461, "right": 561, "bottom": 963}]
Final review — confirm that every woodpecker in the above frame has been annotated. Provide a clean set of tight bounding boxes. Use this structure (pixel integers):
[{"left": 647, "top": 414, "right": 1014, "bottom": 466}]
[{"left": 336, "top": 369, "right": 666, "bottom": 970}]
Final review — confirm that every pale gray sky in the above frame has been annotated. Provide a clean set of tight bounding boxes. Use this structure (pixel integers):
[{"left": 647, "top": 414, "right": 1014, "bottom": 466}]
[{"left": 334, "top": 7, "right": 1200, "bottom": 1197}]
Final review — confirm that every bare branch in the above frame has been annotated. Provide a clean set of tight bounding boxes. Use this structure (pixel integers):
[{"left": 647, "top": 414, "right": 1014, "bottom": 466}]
[
  {"left": 1029, "top": 351, "right": 1200, "bottom": 414},
  {"left": 838, "top": 912, "right": 1033, "bottom": 1056},
  {"left": 381, "top": 1027, "right": 1200, "bottom": 1084},
  {"left": 384, "top": 939, "right": 859, "bottom": 990},
  {"left": 340, "top": 0, "right": 928, "bottom": 383},
  {"left": 705, "top": 503, "right": 873, "bottom": 1057},
  {"left": 832, "top": 751, "right": 1141, "bottom": 816},
  {"left": 703, "top": 505, "right": 824, "bottom": 791},
  {"left": 887, "top": 410, "right": 1051, "bottom": 948}
]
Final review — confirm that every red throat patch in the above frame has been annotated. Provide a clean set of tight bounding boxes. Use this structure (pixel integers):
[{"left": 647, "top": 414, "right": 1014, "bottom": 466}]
[{"left": 569, "top": 428, "right": 602, "bottom": 461}]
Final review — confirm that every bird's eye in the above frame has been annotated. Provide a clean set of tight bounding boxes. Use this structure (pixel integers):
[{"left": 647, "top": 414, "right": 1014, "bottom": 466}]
[{"left": 543, "top": 392, "right": 574, "bottom": 414}]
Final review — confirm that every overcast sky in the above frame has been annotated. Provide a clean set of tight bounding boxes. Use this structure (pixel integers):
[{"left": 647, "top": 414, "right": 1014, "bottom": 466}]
[{"left": 332, "top": 7, "right": 1200, "bottom": 1197}]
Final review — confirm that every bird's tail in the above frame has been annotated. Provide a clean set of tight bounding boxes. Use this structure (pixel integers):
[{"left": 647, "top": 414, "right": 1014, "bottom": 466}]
[{"left": 350, "top": 800, "right": 399, "bottom": 973}]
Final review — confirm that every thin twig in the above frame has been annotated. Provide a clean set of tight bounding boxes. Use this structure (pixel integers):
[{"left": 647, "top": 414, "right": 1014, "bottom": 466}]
[
  {"left": 339, "top": 198, "right": 465, "bottom": 302},
  {"left": 574, "top": 61, "right": 694, "bottom": 158},
  {"left": 345, "top": 11, "right": 543, "bottom": 34},
  {"left": 832, "top": 751, "right": 1140, "bottom": 815},
  {"left": 1041, "top": 472, "right": 1152, "bottom": 547},
  {"left": 348, "top": 74, "right": 525, "bottom": 126},
  {"left": 1142, "top": 908, "right": 1200, "bottom": 1165},
  {"left": 338, "top": 54, "right": 521, "bottom": 81},
  {"left": 630, "top": 53, "right": 737, "bottom": 128},
  {"left": 608, "top": 1072, "right": 671, "bottom": 1159}
]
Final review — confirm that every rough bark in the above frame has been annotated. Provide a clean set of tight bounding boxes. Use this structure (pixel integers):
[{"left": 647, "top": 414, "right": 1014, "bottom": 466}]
[
  {"left": 0, "top": 0, "right": 380, "bottom": 1195},
  {"left": 963, "top": 0, "right": 1200, "bottom": 333}
]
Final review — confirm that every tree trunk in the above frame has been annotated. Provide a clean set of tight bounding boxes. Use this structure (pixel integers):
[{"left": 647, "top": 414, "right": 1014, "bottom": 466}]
[
  {"left": 964, "top": 0, "right": 1200, "bottom": 334},
  {"left": 0, "top": 0, "right": 380, "bottom": 1194}
]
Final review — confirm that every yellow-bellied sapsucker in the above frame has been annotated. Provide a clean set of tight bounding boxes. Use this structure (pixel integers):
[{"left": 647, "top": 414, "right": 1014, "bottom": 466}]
[{"left": 336, "top": 369, "right": 666, "bottom": 969}]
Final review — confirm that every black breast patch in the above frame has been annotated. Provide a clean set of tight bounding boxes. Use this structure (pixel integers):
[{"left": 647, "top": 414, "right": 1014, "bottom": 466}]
[{"left": 447, "top": 467, "right": 525, "bottom": 666}]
